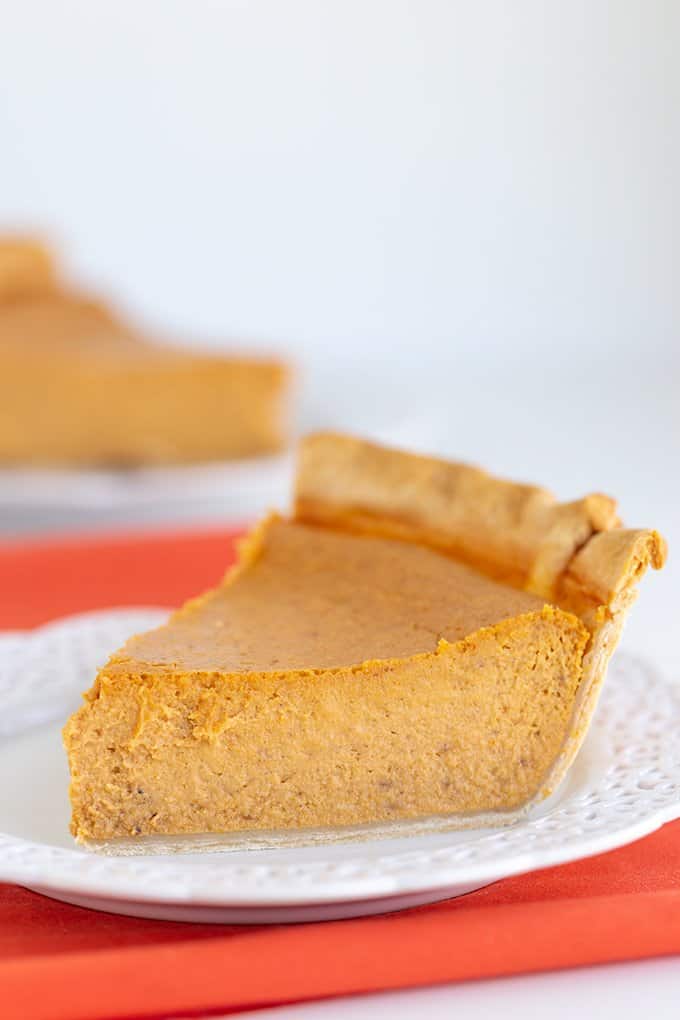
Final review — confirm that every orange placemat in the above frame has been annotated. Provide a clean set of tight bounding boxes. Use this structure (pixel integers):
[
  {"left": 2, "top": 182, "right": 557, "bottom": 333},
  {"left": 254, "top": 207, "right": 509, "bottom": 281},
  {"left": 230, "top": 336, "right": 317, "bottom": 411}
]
[{"left": 1, "top": 527, "right": 679, "bottom": 1020}]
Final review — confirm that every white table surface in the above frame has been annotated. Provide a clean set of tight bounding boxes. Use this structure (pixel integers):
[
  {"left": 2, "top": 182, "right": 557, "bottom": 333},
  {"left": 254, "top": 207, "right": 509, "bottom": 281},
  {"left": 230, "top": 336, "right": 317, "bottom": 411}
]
[{"left": 3, "top": 351, "right": 679, "bottom": 1017}]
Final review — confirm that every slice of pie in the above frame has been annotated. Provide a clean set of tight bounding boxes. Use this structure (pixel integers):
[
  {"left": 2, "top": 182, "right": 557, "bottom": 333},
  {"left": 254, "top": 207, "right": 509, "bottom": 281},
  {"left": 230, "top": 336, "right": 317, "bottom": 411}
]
[
  {"left": 0, "top": 238, "right": 288, "bottom": 465},
  {"left": 64, "top": 433, "right": 666, "bottom": 842}
]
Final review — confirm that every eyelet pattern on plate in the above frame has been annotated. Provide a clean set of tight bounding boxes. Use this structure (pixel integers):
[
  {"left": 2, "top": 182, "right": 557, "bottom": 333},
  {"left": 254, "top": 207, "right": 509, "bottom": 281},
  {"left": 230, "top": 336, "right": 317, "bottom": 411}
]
[{"left": 0, "top": 611, "right": 678, "bottom": 904}]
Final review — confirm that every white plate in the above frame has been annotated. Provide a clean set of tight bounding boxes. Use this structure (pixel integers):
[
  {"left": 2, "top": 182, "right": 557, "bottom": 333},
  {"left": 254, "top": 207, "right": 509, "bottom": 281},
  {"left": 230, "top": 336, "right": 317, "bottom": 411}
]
[
  {"left": 0, "top": 454, "right": 293, "bottom": 514},
  {"left": 0, "top": 610, "right": 679, "bottom": 924}
]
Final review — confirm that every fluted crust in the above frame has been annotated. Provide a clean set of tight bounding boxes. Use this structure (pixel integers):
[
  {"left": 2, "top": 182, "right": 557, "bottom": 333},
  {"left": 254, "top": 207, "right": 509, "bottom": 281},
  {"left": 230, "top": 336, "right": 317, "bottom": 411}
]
[{"left": 295, "top": 432, "right": 666, "bottom": 806}]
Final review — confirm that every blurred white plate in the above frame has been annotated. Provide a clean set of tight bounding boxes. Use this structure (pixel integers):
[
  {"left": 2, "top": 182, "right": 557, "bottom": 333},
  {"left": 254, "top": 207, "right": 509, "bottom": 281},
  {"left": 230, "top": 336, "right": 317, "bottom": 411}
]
[
  {"left": 0, "top": 454, "right": 294, "bottom": 515},
  {"left": 0, "top": 610, "right": 678, "bottom": 924}
]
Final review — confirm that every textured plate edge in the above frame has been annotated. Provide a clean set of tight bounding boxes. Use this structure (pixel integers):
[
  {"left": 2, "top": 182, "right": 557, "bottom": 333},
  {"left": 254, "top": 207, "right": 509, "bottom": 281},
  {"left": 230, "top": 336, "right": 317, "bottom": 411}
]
[
  {"left": 3, "top": 800, "right": 680, "bottom": 908},
  {"left": 0, "top": 612, "right": 678, "bottom": 907}
]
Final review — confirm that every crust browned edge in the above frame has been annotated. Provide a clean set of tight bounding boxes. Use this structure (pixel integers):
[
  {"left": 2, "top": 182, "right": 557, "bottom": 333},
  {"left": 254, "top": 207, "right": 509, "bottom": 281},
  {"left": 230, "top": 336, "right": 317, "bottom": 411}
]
[
  {"left": 0, "top": 238, "right": 56, "bottom": 303},
  {"left": 294, "top": 432, "right": 667, "bottom": 821}
]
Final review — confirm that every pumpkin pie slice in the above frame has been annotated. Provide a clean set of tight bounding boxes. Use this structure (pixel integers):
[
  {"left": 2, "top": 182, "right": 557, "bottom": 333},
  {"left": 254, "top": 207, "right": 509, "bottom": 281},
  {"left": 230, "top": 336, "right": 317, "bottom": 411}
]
[
  {"left": 64, "top": 433, "right": 666, "bottom": 842},
  {"left": 0, "top": 237, "right": 288, "bottom": 465}
]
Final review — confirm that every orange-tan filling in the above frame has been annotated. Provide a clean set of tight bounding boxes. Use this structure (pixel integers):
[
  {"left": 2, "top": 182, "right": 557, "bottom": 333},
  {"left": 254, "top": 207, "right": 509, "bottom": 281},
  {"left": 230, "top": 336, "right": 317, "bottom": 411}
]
[{"left": 65, "top": 518, "right": 589, "bottom": 840}]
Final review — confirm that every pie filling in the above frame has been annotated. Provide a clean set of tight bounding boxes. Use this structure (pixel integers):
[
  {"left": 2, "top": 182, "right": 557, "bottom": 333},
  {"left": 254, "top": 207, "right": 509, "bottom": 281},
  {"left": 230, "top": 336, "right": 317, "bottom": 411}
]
[{"left": 64, "top": 518, "right": 589, "bottom": 840}]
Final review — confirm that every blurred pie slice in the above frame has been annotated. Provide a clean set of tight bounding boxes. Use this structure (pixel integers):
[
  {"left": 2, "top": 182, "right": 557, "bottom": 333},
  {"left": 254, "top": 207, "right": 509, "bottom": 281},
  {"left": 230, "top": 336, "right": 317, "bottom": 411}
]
[{"left": 0, "top": 238, "right": 288, "bottom": 466}]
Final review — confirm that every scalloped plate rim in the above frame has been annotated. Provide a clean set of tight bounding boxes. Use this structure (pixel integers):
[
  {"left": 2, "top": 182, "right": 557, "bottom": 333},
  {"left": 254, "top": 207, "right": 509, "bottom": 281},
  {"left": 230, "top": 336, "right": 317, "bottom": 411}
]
[{"left": 0, "top": 609, "right": 678, "bottom": 914}]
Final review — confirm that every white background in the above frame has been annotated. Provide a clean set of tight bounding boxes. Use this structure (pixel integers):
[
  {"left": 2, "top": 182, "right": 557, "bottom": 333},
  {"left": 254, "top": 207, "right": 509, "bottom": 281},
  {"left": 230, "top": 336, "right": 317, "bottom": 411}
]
[
  {"left": 0, "top": 1, "right": 677, "bottom": 370},
  {"left": 1, "top": 2, "right": 678, "bottom": 1015}
]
